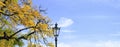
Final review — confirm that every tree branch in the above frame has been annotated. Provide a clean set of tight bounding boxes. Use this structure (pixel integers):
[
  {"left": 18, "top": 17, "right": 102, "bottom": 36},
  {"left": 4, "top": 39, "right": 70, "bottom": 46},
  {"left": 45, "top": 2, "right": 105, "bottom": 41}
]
[
  {"left": 0, "top": 12, "right": 18, "bottom": 16},
  {"left": 9, "top": 20, "right": 41, "bottom": 38},
  {"left": 0, "top": 31, "right": 36, "bottom": 41},
  {"left": 0, "top": 19, "right": 45, "bottom": 41},
  {"left": 18, "top": 31, "right": 36, "bottom": 40},
  {"left": 9, "top": 26, "right": 35, "bottom": 38}
]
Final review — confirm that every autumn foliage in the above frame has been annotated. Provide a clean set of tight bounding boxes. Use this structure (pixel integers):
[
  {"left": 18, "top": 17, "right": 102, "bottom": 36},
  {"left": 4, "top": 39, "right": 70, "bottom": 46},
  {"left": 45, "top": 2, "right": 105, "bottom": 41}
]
[{"left": 0, "top": 0, "right": 54, "bottom": 47}]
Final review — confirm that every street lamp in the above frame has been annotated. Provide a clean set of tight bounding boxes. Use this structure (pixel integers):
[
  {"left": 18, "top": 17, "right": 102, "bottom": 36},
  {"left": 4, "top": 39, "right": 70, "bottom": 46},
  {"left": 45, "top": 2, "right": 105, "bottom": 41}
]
[{"left": 53, "top": 23, "right": 60, "bottom": 47}]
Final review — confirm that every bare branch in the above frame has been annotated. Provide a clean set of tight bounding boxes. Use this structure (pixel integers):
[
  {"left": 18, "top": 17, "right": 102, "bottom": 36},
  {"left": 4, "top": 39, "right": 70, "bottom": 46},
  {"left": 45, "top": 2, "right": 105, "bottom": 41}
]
[
  {"left": 9, "top": 26, "right": 35, "bottom": 38},
  {"left": 18, "top": 31, "right": 36, "bottom": 40}
]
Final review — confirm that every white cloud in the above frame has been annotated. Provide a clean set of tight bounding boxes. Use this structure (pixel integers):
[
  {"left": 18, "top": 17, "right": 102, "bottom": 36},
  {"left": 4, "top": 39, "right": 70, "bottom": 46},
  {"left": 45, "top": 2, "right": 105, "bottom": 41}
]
[
  {"left": 58, "top": 40, "right": 120, "bottom": 47},
  {"left": 58, "top": 43, "right": 71, "bottom": 47},
  {"left": 61, "top": 34, "right": 77, "bottom": 39},
  {"left": 61, "top": 29, "right": 74, "bottom": 33},
  {"left": 109, "top": 32, "right": 120, "bottom": 36},
  {"left": 58, "top": 17, "right": 74, "bottom": 27},
  {"left": 110, "top": 34, "right": 120, "bottom": 36},
  {"left": 95, "top": 40, "right": 120, "bottom": 47}
]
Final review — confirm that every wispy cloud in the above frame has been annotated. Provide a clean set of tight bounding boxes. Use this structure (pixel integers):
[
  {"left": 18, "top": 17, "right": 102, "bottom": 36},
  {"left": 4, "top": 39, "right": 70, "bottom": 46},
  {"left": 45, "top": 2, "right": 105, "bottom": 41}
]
[
  {"left": 61, "top": 29, "right": 74, "bottom": 33},
  {"left": 109, "top": 32, "right": 120, "bottom": 36},
  {"left": 57, "top": 17, "right": 75, "bottom": 40},
  {"left": 58, "top": 17, "right": 74, "bottom": 27},
  {"left": 58, "top": 40, "right": 120, "bottom": 47},
  {"left": 61, "top": 34, "right": 77, "bottom": 40},
  {"left": 58, "top": 43, "right": 71, "bottom": 47}
]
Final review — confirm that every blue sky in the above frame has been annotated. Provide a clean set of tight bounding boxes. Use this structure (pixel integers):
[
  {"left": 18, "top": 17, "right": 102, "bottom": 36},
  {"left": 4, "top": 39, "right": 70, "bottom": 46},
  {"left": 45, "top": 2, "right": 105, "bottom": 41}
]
[{"left": 32, "top": 0, "right": 120, "bottom": 47}]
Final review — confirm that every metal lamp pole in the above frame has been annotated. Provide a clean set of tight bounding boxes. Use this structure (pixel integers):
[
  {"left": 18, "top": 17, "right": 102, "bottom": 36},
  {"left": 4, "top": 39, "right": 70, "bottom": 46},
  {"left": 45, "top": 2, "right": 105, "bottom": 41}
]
[{"left": 53, "top": 23, "right": 60, "bottom": 47}]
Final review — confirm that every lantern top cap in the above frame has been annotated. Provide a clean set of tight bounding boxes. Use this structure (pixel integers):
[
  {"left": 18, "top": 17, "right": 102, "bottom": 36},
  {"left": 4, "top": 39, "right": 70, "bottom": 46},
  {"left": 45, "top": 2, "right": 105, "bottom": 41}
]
[
  {"left": 54, "top": 23, "right": 60, "bottom": 30},
  {"left": 55, "top": 23, "right": 58, "bottom": 27}
]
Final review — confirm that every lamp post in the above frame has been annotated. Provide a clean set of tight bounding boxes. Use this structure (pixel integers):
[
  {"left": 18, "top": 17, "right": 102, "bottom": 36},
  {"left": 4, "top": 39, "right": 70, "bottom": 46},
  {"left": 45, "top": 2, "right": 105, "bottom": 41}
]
[{"left": 53, "top": 23, "right": 60, "bottom": 47}]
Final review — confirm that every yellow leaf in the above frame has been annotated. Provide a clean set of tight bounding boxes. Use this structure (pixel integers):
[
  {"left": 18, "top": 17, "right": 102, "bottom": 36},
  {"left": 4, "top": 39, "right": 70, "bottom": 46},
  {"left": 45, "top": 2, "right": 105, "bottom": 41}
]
[
  {"left": 48, "top": 43, "right": 54, "bottom": 47},
  {"left": 38, "top": 23, "right": 48, "bottom": 30},
  {"left": 0, "top": 10, "right": 3, "bottom": 12},
  {"left": 0, "top": 1, "right": 5, "bottom": 6}
]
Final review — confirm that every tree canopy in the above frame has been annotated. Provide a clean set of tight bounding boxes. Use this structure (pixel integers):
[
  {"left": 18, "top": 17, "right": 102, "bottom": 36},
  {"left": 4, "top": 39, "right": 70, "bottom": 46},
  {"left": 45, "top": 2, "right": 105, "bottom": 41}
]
[{"left": 0, "top": 0, "right": 54, "bottom": 47}]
